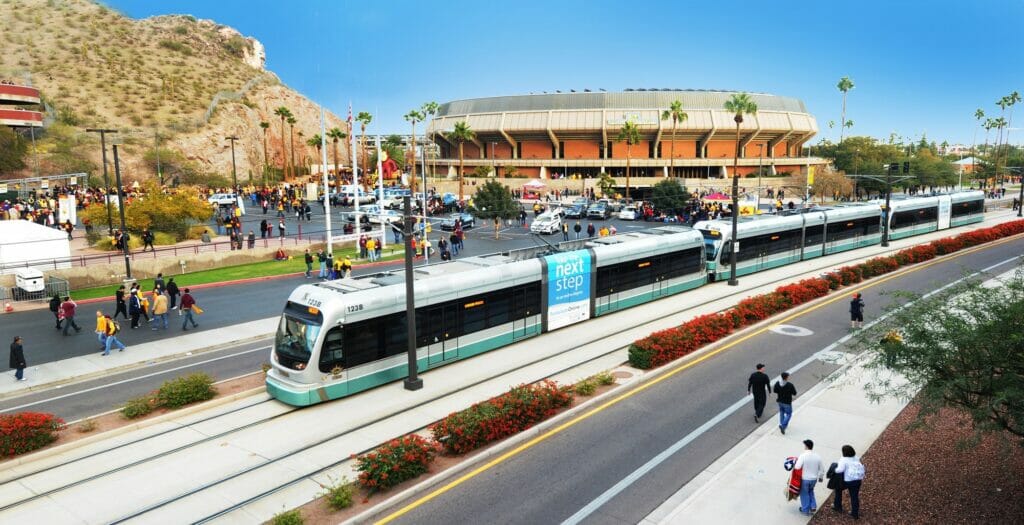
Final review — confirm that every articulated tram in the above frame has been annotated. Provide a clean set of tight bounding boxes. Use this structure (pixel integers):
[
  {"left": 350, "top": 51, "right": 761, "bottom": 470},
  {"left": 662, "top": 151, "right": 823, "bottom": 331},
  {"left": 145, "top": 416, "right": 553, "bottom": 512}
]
[{"left": 267, "top": 191, "right": 985, "bottom": 406}]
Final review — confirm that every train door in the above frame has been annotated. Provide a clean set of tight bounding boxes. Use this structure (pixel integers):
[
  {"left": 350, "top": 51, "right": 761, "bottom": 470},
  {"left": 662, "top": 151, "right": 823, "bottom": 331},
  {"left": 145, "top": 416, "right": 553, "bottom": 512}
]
[
  {"left": 937, "top": 195, "right": 952, "bottom": 230},
  {"left": 426, "top": 303, "right": 459, "bottom": 365},
  {"left": 512, "top": 286, "right": 530, "bottom": 341},
  {"left": 595, "top": 264, "right": 618, "bottom": 315}
]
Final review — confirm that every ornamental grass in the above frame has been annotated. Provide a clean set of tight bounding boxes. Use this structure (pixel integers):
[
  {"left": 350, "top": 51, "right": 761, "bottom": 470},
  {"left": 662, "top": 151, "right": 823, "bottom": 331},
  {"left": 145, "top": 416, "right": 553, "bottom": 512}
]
[{"left": 628, "top": 219, "right": 1024, "bottom": 370}]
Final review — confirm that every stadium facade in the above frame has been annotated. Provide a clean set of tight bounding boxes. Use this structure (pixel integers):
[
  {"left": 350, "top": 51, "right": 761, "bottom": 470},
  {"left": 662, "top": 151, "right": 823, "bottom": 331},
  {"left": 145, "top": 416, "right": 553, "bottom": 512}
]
[{"left": 425, "top": 90, "right": 823, "bottom": 179}]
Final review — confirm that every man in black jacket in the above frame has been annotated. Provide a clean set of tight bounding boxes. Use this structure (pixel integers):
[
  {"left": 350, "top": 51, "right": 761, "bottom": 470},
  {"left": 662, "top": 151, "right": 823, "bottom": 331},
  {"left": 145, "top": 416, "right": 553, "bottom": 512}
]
[
  {"left": 747, "top": 363, "right": 771, "bottom": 423},
  {"left": 773, "top": 371, "right": 797, "bottom": 434},
  {"left": 9, "top": 336, "right": 26, "bottom": 381}
]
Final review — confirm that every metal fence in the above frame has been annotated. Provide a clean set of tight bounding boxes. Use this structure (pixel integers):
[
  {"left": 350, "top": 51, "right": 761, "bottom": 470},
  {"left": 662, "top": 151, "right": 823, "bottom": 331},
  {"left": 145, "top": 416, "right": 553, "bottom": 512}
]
[{"left": 1, "top": 276, "right": 69, "bottom": 303}]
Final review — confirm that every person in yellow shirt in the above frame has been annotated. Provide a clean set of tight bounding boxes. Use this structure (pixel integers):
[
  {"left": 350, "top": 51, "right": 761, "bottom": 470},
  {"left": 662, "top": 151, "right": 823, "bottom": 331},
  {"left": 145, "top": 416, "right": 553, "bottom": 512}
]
[
  {"left": 95, "top": 310, "right": 108, "bottom": 348},
  {"left": 366, "top": 237, "right": 378, "bottom": 262},
  {"left": 151, "top": 289, "right": 169, "bottom": 330}
]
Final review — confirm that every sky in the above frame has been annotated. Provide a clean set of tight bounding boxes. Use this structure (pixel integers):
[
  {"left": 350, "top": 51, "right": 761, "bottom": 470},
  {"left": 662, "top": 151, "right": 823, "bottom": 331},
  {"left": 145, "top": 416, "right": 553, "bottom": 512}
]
[{"left": 106, "top": 0, "right": 1024, "bottom": 147}]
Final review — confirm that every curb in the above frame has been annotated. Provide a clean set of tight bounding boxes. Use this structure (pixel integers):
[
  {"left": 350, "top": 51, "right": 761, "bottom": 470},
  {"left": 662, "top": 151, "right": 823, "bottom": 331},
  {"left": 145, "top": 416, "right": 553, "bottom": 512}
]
[
  {"left": 0, "top": 385, "right": 270, "bottom": 469},
  {"left": 0, "top": 333, "right": 274, "bottom": 402}
]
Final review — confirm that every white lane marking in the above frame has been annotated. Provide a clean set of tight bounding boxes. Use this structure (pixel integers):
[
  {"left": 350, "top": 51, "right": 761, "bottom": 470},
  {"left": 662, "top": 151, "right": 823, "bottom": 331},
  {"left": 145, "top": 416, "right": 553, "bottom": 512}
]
[
  {"left": 561, "top": 254, "right": 1020, "bottom": 524},
  {"left": 0, "top": 347, "right": 268, "bottom": 414},
  {"left": 769, "top": 324, "right": 814, "bottom": 337}
]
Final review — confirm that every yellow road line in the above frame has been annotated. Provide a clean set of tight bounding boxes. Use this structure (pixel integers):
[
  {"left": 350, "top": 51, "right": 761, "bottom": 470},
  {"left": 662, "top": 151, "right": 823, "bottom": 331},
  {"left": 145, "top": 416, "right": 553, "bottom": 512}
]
[{"left": 375, "top": 234, "right": 1022, "bottom": 524}]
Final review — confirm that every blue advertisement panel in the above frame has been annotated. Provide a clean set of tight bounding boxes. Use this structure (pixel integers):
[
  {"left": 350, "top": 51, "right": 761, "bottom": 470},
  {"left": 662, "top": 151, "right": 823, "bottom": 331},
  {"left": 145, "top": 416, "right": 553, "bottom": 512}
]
[{"left": 544, "top": 250, "right": 591, "bottom": 330}]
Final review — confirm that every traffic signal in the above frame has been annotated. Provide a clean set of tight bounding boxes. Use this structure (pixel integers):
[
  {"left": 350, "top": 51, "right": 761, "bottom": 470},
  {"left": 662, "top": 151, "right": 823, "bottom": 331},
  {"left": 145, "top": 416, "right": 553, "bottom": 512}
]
[{"left": 903, "top": 161, "right": 910, "bottom": 174}]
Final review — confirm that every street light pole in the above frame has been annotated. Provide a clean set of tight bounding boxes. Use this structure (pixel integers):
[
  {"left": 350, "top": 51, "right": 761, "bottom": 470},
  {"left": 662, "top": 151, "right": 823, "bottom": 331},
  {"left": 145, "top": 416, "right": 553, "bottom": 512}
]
[
  {"left": 881, "top": 164, "right": 894, "bottom": 247},
  {"left": 112, "top": 144, "right": 132, "bottom": 280},
  {"left": 402, "top": 195, "right": 423, "bottom": 391},
  {"left": 757, "top": 144, "right": 763, "bottom": 210},
  {"left": 86, "top": 128, "right": 118, "bottom": 234},
  {"left": 226, "top": 135, "right": 239, "bottom": 193}
]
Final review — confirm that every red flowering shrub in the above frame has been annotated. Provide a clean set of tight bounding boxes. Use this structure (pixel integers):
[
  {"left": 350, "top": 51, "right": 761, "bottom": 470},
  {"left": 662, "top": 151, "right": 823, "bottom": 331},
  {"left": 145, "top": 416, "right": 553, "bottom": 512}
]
[
  {"left": 431, "top": 381, "right": 573, "bottom": 455},
  {"left": 930, "top": 236, "right": 964, "bottom": 255},
  {"left": 898, "top": 244, "right": 938, "bottom": 263},
  {"left": 776, "top": 278, "right": 831, "bottom": 306},
  {"left": 353, "top": 434, "right": 439, "bottom": 492},
  {"left": 823, "top": 271, "right": 843, "bottom": 290},
  {"left": 732, "top": 293, "right": 790, "bottom": 325},
  {"left": 837, "top": 265, "right": 863, "bottom": 285},
  {"left": 0, "top": 412, "right": 65, "bottom": 457}
]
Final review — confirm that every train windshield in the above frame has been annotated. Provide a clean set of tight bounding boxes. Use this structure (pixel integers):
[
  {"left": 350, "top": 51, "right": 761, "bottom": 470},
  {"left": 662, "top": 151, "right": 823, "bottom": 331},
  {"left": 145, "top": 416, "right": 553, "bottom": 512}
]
[
  {"left": 699, "top": 229, "right": 722, "bottom": 261},
  {"left": 275, "top": 302, "right": 323, "bottom": 370}
]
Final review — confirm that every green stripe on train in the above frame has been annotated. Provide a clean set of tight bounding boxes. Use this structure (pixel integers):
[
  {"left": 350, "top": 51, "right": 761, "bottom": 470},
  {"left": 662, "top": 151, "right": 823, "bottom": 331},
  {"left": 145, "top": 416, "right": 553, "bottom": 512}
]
[
  {"left": 888, "top": 224, "right": 937, "bottom": 240},
  {"left": 951, "top": 215, "right": 983, "bottom": 227},
  {"left": 595, "top": 276, "right": 706, "bottom": 315}
]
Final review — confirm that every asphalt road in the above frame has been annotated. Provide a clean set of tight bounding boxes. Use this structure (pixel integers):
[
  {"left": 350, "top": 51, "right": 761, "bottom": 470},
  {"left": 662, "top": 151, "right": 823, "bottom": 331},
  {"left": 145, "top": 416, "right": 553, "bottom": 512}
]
[
  {"left": 0, "top": 206, "right": 652, "bottom": 369},
  {"left": 373, "top": 235, "right": 1024, "bottom": 525}
]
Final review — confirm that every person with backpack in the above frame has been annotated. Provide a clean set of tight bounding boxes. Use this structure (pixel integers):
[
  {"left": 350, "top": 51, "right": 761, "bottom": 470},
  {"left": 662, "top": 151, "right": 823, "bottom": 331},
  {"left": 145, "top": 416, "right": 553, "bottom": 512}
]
[
  {"left": 849, "top": 293, "right": 865, "bottom": 329},
  {"left": 141, "top": 228, "right": 155, "bottom": 252},
  {"left": 100, "top": 312, "right": 126, "bottom": 356},
  {"left": 49, "top": 294, "right": 62, "bottom": 330},
  {"left": 95, "top": 310, "right": 109, "bottom": 349},
  {"left": 831, "top": 445, "right": 866, "bottom": 519}
]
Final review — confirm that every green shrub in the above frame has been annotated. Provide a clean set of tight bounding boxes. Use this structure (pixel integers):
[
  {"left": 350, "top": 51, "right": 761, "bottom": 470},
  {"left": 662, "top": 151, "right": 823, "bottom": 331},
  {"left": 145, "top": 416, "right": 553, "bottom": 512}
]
[
  {"left": 270, "top": 509, "right": 303, "bottom": 525},
  {"left": 156, "top": 373, "right": 216, "bottom": 408},
  {"left": 153, "top": 231, "right": 177, "bottom": 245},
  {"left": 121, "top": 395, "right": 156, "bottom": 419},
  {"left": 322, "top": 477, "right": 355, "bottom": 510},
  {"left": 593, "top": 371, "right": 615, "bottom": 386},
  {"left": 574, "top": 379, "right": 597, "bottom": 396}
]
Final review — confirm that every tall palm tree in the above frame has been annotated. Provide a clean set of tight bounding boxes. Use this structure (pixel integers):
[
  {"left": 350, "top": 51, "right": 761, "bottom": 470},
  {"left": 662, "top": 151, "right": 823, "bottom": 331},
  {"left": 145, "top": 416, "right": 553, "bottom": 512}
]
[
  {"left": 971, "top": 109, "right": 984, "bottom": 176},
  {"left": 422, "top": 101, "right": 439, "bottom": 178},
  {"left": 405, "top": 109, "right": 426, "bottom": 193},
  {"left": 723, "top": 92, "right": 758, "bottom": 286},
  {"left": 616, "top": 119, "right": 640, "bottom": 200},
  {"left": 273, "top": 107, "right": 292, "bottom": 180},
  {"left": 259, "top": 121, "right": 270, "bottom": 185},
  {"left": 996, "top": 92, "right": 1021, "bottom": 184},
  {"left": 837, "top": 76, "right": 854, "bottom": 143},
  {"left": 307, "top": 134, "right": 323, "bottom": 172},
  {"left": 992, "top": 116, "right": 1008, "bottom": 184},
  {"left": 356, "top": 111, "right": 373, "bottom": 188},
  {"left": 982, "top": 118, "right": 994, "bottom": 177},
  {"left": 287, "top": 116, "right": 297, "bottom": 178},
  {"left": 326, "top": 127, "right": 347, "bottom": 185},
  {"left": 661, "top": 100, "right": 688, "bottom": 178},
  {"left": 446, "top": 120, "right": 475, "bottom": 202}
]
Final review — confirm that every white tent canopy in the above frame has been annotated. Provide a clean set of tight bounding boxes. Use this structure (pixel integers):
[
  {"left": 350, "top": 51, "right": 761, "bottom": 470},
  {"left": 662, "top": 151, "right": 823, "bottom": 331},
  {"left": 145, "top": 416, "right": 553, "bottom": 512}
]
[
  {"left": 0, "top": 220, "right": 71, "bottom": 274},
  {"left": 523, "top": 179, "right": 546, "bottom": 189}
]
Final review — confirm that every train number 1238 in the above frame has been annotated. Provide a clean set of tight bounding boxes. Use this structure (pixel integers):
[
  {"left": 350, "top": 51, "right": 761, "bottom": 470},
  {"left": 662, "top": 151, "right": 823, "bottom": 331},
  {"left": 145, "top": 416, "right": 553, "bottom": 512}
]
[{"left": 346, "top": 304, "right": 364, "bottom": 313}]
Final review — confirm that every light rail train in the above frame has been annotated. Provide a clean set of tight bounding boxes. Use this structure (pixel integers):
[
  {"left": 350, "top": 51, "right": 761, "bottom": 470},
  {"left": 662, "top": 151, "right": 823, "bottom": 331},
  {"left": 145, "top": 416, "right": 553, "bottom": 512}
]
[{"left": 267, "top": 191, "right": 985, "bottom": 406}]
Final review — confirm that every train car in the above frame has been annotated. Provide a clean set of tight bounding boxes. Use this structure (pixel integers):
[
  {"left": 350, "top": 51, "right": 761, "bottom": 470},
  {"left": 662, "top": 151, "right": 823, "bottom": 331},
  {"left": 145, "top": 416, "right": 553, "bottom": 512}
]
[
  {"left": 696, "top": 213, "right": 818, "bottom": 281},
  {"left": 949, "top": 190, "right": 985, "bottom": 227},
  {"left": 820, "top": 204, "right": 883, "bottom": 256},
  {"left": 267, "top": 226, "right": 705, "bottom": 406}
]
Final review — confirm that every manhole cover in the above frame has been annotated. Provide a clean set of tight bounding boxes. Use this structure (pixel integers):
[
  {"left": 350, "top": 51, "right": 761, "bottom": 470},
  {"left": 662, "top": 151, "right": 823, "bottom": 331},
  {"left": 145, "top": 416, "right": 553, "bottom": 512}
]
[{"left": 769, "top": 324, "right": 814, "bottom": 337}]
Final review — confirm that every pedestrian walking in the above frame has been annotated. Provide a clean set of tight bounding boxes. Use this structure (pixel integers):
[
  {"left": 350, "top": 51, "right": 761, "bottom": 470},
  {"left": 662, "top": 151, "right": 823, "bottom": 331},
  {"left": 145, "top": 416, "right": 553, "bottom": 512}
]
[
  {"left": 747, "top": 363, "right": 771, "bottom": 422},
  {"left": 773, "top": 371, "right": 797, "bottom": 434},
  {"left": 153, "top": 272, "right": 165, "bottom": 292},
  {"left": 180, "top": 288, "right": 199, "bottom": 330},
  {"left": 49, "top": 294, "right": 62, "bottom": 330},
  {"left": 141, "top": 228, "right": 155, "bottom": 252},
  {"left": 99, "top": 314, "right": 126, "bottom": 355},
  {"left": 340, "top": 256, "right": 352, "bottom": 278},
  {"left": 247, "top": 230, "right": 256, "bottom": 249},
  {"left": 849, "top": 292, "right": 865, "bottom": 329},
  {"left": 166, "top": 278, "right": 180, "bottom": 310},
  {"left": 128, "top": 290, "right": 142, "bottom": 329},
  {"left": 562, "top": 221, "right": 569, "bottom": 241},
  {"left": 831, "top": 444, "right": 866, "bottom": 519},
  {"left": 115, "top": 285, "right": 129, "bottom": 319},
  {"left": 304, "top": 249, "right": 313, "bottom": 278},
  {"left": 9, "top": 336, "right": 26, "bottom": 381},
  {"left": 151, "top": 290, "right": 169, "bottom": 330},
  {"left": 795, "top": 439, "right": 825, "bottom": 515},
  {"left": 317, "top": 249, "right": 327, "bottom": 278},
  {"left": 587, "top": 222, "right": 595, "bottom": 238},
  {"left": 366, "top": 237, "right": 378, "bottom": 262},
  {"left": 60, "top": 296, "right": 82, "bottom": 335},
  {"left": 278, "top": 218, "right": 286, "bottom": 238},
  {"left": 95, "top": 310, "right": 108, "bottom": 349},
  {"left": 574, "top": 220, "right": 581, "bottom": 240}
]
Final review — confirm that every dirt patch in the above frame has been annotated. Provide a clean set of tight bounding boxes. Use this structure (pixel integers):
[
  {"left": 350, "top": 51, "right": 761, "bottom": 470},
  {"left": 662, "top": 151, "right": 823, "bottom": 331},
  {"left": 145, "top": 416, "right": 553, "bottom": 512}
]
[
  {"left": 284, "top": 380, "right": 623, "bottom": 524},
  {"left": 49, "top": 373, "right": 266, "bottom": 448},
  {"left": 810, "top": 402, "right": 1024, "bottom": 524}
]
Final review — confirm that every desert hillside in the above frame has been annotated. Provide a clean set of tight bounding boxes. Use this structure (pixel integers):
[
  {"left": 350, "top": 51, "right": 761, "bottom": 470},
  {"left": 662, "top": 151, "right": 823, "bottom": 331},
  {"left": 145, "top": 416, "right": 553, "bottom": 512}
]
[{"left": 0, "top": 0, "right": 350, "bottom": 184}]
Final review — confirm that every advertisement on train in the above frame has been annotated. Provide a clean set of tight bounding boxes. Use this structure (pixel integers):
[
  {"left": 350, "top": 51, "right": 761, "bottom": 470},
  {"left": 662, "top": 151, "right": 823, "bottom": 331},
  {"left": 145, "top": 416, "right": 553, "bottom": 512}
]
[{"left": 544, "top": 250, "right": 592, "bottom": 330}]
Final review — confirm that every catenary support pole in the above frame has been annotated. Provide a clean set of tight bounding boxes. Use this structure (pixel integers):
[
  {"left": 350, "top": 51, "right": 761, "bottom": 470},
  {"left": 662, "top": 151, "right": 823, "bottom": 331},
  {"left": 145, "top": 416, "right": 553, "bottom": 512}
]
[
  {"left": 112, "top": 144, "right": 132, "bottom": 280},
  {"left": 402, "top": 195, "right": 422, "bottom": 391}
]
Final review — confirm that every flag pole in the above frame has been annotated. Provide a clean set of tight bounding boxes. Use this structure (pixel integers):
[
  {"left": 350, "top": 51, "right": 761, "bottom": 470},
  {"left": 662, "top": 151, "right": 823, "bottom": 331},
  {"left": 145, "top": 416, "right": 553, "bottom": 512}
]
[
  {"left": 376, "top": 134, "right": 386, "bottom": 249},
  {"left": 320, "top": 106, "right": 332, "bottom": 255}
]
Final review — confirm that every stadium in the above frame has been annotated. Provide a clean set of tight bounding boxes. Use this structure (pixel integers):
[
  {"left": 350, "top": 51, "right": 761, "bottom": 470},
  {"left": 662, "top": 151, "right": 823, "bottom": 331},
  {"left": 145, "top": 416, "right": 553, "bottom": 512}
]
[{"left": 426, "top": 89, "right": 825, "bottom": 187}]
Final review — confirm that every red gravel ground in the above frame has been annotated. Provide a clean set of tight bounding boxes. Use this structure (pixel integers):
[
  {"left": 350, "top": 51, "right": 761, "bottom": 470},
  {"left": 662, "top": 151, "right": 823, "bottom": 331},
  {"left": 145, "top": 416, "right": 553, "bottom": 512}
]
[{"left": 810, "top": 401, "right": 1024, "bottom": 524}]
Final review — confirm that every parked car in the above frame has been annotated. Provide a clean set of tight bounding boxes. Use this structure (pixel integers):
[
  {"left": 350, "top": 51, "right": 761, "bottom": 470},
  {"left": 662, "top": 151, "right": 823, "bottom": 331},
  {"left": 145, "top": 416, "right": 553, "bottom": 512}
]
[
  {"left": 343, "top": 205, "right": 380, "bottom": 223},
  {"left": 572, "top": 197, "right": 590, "bottom": 207},
  {"left": 207, "top": 193, "right": 238, "bottom": 207},
  {"left": 598, "top": 198, "right": 623, "bottom": 213},
  {"left": 618, "top": 206, "right": 639, "bottom": 220},
  {"left": 368, "top": 209, "right": 404, "bottom": 224},
  {"left": 587, "top": 203, "right": 610, "bottom": 219},
  {"left": 530, "top": 212, "right": 562, "bottom": 234},
  {"left": 439, "top": 212, "right": 475, "bottom": 230},
  {"left": 564, "top": 204, "right": 586, "bottom": 219}
]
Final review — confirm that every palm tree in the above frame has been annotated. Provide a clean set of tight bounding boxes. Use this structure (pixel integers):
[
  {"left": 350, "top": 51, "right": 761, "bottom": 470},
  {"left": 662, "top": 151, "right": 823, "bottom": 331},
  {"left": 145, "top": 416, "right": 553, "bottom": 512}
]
[
  {"left": 723, "top": 92, "right": 758, "bottom": 286},
  {"left": 326, "top": 127, "right": 347, "bottom": 186},
  {"left": 259, "top": 121, "right": 269, "bottom": 185},
  {"left": 286, "top": 116, "right": 297, "bottom": 178},
  {"left": 972, "top": 109, "right": 985, "bottom": 176},
  {"left": 446, "top": 120, "right": 475, "bottom": 202},
  {"left": 661, "top": 100, "right": 688, "bottom": 178},
  {"left": 356, "top": 111, "right": 373, "bottom": 188},
  {"left": 837, "top": 76, "right": 854, "bottom": 143},
  {"left": 616, "top": 119, "right": 640, "bottom": 200},
  {"left": 307, "top": 134, "right": 323, "bottom": 174},
  {"left": 996, "top": 92, "right": 1021, "bottom": 184},
  {"left": 405, "top": 108, "right": 426, "bottom": 193},
  {"left": 273, "top": 107, "right": 292, "bottom": 179},
  {"left": 422, "top": 101, "right": 439, "bottom": 178}
]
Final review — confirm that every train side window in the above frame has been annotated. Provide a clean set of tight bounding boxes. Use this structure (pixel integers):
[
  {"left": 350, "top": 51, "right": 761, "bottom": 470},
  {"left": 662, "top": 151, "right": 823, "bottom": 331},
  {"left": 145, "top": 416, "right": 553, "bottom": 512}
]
[
  {"left": 383, "top": 313, "right": 407, "bottom": 358},
  {"left": 318, "top": 327, "right": 344, "bottom": 372},
  {"left": 461, "top": 296, "right": 487, "bottom": 334},
  {"left": 342, "top": 319, "right": 381, "bottom": 368},
  {"left": 487, "top": 289, "right": 511, "bottom": 327}
]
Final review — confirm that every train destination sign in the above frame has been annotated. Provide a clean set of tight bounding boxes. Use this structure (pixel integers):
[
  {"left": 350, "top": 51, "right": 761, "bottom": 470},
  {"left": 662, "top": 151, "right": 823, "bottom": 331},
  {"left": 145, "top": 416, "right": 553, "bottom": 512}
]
[{"left": 544, "top": 250, "right": 592, "bottom": 330}]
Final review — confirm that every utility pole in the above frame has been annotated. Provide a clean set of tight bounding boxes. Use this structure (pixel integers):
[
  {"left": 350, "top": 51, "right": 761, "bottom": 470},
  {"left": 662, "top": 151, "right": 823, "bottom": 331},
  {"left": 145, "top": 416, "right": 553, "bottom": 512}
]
[
  {"left": 881, "top": 163, "right": 895, "bottom": 247},
  {"left": 85, "top": 128, "right": 117, "bottom": 234},
  {"left": 402, "top": 195, "right": 423, "bottom": 391},
  {"left": 226, "top": 135, "right": 239, "bottom": 192},
  {"left": 112, "top": 144, "right": 132, "bottom": 280}
]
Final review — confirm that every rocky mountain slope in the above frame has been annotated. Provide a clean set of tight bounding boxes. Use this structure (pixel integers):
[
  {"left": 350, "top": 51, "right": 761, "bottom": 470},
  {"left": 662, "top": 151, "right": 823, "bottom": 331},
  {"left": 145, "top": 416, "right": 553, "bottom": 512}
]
[{"left": 0, "top": 0, "right": 350, "bottom": 183}]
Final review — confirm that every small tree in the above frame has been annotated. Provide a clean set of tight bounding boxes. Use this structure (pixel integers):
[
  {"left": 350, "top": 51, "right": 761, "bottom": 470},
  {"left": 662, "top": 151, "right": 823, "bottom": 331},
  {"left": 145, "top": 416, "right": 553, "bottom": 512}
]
[
  {"left": 811, "top": 166, "right": 853, "bottom": 202},
  {"left": 0, "top": 126, "right": 27, "bottom": 173},
  {"left": 470, "top": 180, "right": 519, "bottom": 239},
  {"left": 862, "top": 266, "right": 1024, "bottom": 444},
  {"left": 597, "top": 173, "right": 615, "bottom": 197},
  {"left": 651, "top": 178, "right": 688, "bottom": 212},
  {"left": 473, "top": 165, "right": 492, "bottom": 178}
]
